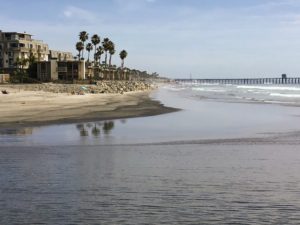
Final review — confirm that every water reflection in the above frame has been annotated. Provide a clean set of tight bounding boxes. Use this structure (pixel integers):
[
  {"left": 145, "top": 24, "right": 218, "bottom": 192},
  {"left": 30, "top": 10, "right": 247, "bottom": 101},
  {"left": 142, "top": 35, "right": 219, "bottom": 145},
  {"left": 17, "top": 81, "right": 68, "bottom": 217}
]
[
  {"left": 92, "top": 124, "right": 101, "bottom": 137},
  {"left": 0, "top": 127, "right": 33, "bottom": 136},
  {"left": 76, "top": 121, "right": 115, "bottom": 137},
  {"left": 120, "top": 119, "right": 127, "bottom": 124},
  {"left": 103, "top": 121, "right": 114, "bottom": 134}
]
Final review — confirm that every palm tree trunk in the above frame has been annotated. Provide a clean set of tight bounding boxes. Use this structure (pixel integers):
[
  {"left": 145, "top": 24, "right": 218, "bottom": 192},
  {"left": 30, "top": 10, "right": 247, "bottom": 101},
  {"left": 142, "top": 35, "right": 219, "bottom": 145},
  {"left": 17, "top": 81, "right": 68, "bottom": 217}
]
[
  {"left": 121, "top": 60, "right": 125, "bottom": 80},
  {"left": 82, "top": 41, "right": 85, "bottom": 59},
  {"left": 109, "top": 54, "right": 112, "bottom": 66},
  {"left": 121, "top": 59, "right": 124, "bottom": 69},
  {"left": 105, "top": 52, "right": 107, "bottom": 65},
  {"left": 87, "top": 51, "right": 90, "bottom": 62},
  {"left": 94, "top": 45, "right": 97, "bottom": 63},
  {"left": 98, "top": 55, "right": 101, "bottom": 65}
]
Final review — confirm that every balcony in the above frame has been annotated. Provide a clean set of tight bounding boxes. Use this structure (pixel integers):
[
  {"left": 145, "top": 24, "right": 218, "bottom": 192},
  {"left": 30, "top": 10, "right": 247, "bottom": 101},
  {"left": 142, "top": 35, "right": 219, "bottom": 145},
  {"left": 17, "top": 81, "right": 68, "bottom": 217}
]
[{"left": 10, "top": 47, "right": 30, "bottom": 52}]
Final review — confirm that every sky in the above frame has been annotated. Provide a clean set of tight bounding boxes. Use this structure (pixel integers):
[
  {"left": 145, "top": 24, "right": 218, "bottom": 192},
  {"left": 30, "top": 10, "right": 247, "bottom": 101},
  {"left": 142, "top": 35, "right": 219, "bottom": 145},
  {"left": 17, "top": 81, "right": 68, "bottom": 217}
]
[{"left": 1, "top": 0, "right": 300, "bottom": 78}]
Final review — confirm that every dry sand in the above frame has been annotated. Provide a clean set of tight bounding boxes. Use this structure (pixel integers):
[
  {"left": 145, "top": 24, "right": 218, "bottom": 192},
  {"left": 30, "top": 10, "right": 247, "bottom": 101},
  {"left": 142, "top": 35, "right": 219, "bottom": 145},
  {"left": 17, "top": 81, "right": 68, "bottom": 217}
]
[{"left": 0, "top": 86, "right": 178, "bottom": 128}]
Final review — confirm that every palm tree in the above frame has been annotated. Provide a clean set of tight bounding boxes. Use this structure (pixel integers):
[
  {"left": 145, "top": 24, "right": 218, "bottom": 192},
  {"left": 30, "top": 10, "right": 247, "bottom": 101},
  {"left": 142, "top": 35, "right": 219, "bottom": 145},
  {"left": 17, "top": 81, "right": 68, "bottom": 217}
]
[
  {"left": 86, "top": 43, "right": 93, "bottom": 62},
  {"left": 15, "top": 57, "right": 28, "bottom": 70},
  {"left": 119, "top": 50, "right": 128, "bottom": 69},
  {"left": 119, "top": 50, "right": 128, "bottom": 80},
  {"left": 79, "top": 31, "right": 88, "bottom": 59},
  {"left": 15, "top": 57, "right": 29, "bottom": 83},
  {"left": 102, "top": 38, "right": 110, "bottom": 65},
  {"left": 108, "top": 42, "right": 115, "bottom": 66},
  {"left": 108, "top": 46, "right": 115, "bottom": 80},
  {"left": 96, "top": 46, "right": 104, "bottom": 65},
  {"left": 91, "top": 34, "right": 100, "bottom": 63},
  {"left": 76, "top": 42, "right": 84, "bottom": 61}
]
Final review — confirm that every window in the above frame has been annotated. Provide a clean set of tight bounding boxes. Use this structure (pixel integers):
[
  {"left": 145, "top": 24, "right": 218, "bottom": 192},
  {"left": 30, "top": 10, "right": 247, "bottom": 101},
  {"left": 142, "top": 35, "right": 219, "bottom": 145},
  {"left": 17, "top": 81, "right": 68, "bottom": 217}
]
[
  {"left": 4, "top": 34, "right": 11, "bottom": 40},
  {"left": 11, "top": 34, "right": 19, "bottom": 40},
  {"left": 10, "top": 43, "right": 18, "bottom": 48},
  {"left": 8, "top": 52, "right": 13, "bottom": 57},
  {"left": 41, "top": 63, "right": 46, "bottom": 72},
  {"left": 9, "top": 58, "right": 13, "bottom": 66}
]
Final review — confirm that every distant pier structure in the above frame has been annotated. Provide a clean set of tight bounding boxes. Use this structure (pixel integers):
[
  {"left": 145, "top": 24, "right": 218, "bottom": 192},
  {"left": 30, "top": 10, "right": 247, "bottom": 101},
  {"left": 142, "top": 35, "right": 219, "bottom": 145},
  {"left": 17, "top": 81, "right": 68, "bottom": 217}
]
[{"left": 175, "top": 74, "right": 300, "bottom": 85}]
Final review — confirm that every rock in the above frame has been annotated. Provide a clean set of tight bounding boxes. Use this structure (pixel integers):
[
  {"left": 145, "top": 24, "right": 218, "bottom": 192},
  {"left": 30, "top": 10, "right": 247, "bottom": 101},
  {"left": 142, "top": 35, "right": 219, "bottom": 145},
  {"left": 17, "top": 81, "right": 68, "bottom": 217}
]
[{"left": 9, "top": 81, "right": 154, "bottom": 95}]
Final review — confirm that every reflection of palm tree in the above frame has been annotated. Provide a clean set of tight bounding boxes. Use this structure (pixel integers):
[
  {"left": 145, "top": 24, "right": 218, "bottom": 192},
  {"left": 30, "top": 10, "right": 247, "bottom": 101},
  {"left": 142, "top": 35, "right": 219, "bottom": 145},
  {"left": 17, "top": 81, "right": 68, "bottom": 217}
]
[
  {"left": 92, "top": 124, "right": 101, "bottom": 137},
  {"left": 103, "top": 121, "right": 114, "bottom": 134},
  {"left": 76, "top": 124, "right": 89, "bottom": 136},
  {"left": 80, "top": 127, "right": 89, "bottom": 136},
  {"left": 86, "top": 123, "right": 93, "bottom": 128},
  {"left": 120, "top": 119, "right": 127, "bottom": 124},
  {"left": 76, "top": 124, "right": 84, "bottom": 130}
]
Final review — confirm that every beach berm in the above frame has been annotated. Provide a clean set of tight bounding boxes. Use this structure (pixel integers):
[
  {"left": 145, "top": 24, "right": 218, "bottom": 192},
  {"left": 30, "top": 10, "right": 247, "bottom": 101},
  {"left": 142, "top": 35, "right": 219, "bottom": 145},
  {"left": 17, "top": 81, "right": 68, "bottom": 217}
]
[{"left": 0, "top": 82, "right": 178, "bottom": 128}]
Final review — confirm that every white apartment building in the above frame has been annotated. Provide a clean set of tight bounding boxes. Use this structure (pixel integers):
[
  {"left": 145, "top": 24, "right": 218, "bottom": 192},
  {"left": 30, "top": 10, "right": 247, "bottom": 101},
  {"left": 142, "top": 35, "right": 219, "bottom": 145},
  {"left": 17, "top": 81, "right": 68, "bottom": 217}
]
[{"left": 0, "top": 31, "right": 49, "bottom": 71}]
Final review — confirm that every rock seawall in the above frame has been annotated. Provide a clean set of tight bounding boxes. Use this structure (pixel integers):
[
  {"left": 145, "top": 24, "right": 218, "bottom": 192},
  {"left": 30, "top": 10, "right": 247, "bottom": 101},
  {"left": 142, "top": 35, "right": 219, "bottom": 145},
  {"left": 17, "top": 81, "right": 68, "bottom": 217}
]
[{"left": 3, "top": 81, "right": 154, "bottom": 94}]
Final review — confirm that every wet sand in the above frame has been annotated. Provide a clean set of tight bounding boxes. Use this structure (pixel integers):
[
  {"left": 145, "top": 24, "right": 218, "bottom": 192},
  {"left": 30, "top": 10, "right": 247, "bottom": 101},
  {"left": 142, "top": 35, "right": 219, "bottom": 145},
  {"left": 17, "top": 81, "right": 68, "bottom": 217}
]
[{"left": 0, "top": 86, "right": 179, "bottom": 128}]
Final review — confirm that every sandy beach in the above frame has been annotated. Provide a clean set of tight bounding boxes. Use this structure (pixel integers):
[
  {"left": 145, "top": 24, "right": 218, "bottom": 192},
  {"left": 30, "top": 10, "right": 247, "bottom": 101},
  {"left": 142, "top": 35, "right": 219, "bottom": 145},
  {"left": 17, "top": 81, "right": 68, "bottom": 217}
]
[{"left": 0, "top": 85, "right": 178, "bottom": 128}]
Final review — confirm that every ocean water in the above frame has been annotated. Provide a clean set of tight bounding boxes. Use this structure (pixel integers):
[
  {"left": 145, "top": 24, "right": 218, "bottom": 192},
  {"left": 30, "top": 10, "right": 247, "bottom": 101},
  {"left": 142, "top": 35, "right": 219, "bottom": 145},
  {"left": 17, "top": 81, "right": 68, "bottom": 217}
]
[
  {"left": 1, "top": 83, "right": 300, "bottom": 224},
  {"left": 169, "top": 82, "right": 300, "bottom": 105}
]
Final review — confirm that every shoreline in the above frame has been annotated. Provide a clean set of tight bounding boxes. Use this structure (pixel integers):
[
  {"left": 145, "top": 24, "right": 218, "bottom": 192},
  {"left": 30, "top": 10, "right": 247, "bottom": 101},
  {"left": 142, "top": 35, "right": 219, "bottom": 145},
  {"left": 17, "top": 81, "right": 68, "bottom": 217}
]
[{"left": 0, "top": 85, "right": 180, "bottom": 129}]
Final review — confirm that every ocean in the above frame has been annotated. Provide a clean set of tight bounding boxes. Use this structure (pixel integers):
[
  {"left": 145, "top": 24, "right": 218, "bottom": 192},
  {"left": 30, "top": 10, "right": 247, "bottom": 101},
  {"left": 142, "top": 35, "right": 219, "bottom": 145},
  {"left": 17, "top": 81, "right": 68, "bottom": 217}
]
[{"left": 1, "top": 82, "right": 300, "bottom": 224}]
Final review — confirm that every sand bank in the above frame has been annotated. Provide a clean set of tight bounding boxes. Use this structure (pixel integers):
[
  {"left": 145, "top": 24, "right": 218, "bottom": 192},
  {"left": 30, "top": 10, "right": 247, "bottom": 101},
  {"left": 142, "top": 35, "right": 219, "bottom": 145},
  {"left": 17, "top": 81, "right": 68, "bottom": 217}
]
[{"left": 0, "top": 85, "right": 179, "bottom": 128}]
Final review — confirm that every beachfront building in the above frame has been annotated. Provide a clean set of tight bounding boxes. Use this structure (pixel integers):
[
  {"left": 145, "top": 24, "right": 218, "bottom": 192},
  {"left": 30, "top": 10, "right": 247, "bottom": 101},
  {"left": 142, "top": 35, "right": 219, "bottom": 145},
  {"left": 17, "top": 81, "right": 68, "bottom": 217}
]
[
  {"left": 0, "top": 30, "right": 81, "bottom": 82},
  {"left": 36, "top": 50, "right": 86, "bottom": 81},
  {"left": 0, "top": 30, "right": 49, "bottom": 73},
  {"left": 36, "top": 60, "right": 85, "bottom": 81},
  {"left": 49, "top": 50, "right": 74, "bottom": 61}
]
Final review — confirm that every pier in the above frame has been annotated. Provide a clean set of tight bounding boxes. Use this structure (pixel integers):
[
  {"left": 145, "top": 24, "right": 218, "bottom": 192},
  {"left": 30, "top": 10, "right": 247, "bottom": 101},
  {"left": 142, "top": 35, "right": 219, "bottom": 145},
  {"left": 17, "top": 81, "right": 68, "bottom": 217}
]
[{"left": 174, "top": 77, "right": 300, "bottom": 85}]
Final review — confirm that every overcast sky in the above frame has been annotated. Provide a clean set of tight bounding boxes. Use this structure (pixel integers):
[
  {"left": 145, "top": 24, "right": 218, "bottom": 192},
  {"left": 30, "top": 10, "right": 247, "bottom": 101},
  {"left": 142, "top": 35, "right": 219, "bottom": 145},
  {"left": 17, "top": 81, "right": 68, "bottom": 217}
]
[{"left": 2, "top": 0, "right": 300, "bottom": 78}]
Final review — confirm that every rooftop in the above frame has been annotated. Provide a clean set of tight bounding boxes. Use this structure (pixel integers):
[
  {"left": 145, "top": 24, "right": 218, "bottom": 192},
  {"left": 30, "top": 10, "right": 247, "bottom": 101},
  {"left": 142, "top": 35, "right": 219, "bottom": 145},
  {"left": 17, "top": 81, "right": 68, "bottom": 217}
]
[{"left": 0, "top": 30, "right": 32, "bottom": 36}]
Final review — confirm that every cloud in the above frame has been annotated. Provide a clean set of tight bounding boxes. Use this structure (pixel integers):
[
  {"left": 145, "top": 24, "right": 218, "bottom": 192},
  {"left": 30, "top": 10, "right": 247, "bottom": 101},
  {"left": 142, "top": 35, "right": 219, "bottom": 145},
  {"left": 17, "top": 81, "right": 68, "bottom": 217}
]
[
  {"left": 63, "top": 6, "right": 97, "bottom": 24},
  {"left": 113, "top": 0, "right": 155, "bottom": 11}
]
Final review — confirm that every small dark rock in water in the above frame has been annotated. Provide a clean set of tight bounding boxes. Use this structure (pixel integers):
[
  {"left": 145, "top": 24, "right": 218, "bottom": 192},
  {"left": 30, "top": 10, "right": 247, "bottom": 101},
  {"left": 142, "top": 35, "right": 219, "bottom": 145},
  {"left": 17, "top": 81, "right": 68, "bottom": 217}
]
[{"left": 1, "top": 90, "right": 8, "bottom": 94}]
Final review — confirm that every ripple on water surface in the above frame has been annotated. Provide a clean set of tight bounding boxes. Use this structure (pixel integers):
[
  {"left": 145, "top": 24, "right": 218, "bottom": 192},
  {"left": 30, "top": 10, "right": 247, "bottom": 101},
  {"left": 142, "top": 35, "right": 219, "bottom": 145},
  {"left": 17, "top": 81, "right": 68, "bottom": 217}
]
[{"left": 1, "top": 144, "right": 300, "bottom": 224}]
